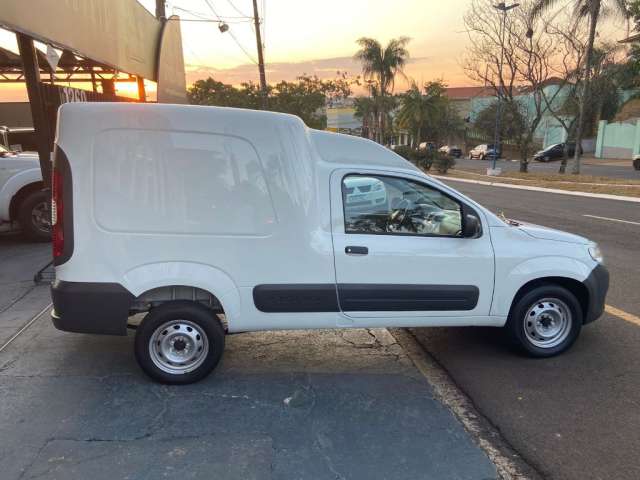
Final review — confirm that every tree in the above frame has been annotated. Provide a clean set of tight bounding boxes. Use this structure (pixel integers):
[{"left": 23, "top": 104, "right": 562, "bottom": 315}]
[
  {"left": 396, "top": 82, "right": 436, "bottom": 149},
  {"left": 474, "top": 100, "right": 527, "bottom": 141},
  {"left": 187, "top": 75, "right": 353, "bottom": 130},
  {"left": 396, "top": 81, "right": 462, "bottom": 148},
  {"left": 531, "top": 0, "right": 629, "bottom": 174},
  {"left": 354, "top": 37, "right": 410, "bottom": 144},
  {"left": 353, "top": 95, "right": 377, "bottom": 139},
  {"left": 463, "top": 0, "right": 561, "bottom": 172},
  {"left": 188, "top": 78, "right": 262, "bottom": 109}
]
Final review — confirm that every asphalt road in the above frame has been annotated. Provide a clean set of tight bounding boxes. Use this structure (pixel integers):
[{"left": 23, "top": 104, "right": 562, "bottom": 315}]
[
  {"left": 411, "top": 180, "right": 640, "bottom": 480},
  {"left": 454, "top": 156, "right": 640, "bottom": 180}
]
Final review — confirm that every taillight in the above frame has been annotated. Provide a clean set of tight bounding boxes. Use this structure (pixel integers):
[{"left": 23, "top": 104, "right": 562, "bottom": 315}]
[{"left": 52, "top": 167, "right": 64, "bottom": 259}]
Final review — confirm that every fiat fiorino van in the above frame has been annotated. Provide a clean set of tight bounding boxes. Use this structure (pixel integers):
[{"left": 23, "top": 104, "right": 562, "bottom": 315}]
[{"left": 51, "top": 103, "right": 608, "bottom": 384}]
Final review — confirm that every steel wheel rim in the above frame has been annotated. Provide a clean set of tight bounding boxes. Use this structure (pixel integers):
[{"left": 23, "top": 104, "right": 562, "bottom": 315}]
[
  {"left": 149, "top": 319, "right": 209, "bottom": 374},
  {"left": 31, "top": 201, "right": 51, "bottom": 233},
  {"left": 523, "top": 297, "right": 572, "bottom": 349}
]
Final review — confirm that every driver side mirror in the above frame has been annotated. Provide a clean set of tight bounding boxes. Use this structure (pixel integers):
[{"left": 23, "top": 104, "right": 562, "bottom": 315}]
[{"left": 462, "top": 213, "right": 481, "bottom": 238}]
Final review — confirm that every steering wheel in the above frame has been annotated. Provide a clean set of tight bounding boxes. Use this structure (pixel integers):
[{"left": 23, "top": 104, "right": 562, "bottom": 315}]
[{"left": 387, "top": 199, "right": 417, "bottom": 233}]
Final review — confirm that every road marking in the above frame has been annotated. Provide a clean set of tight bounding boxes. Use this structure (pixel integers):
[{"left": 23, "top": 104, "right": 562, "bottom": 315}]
[
  {"left": 605, "top": 305, "right": 640, "bottom": 326},
  {"left": 583, "top": 214, "right": 640, "bottom": 226},
  {"left": 0, "top": 303, "right": 51, "bottom": 354}
]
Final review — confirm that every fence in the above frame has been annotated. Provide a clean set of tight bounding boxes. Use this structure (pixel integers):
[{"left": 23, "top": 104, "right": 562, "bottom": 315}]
[{"left": 595, "top": 119, "right": 640, "bottom": 159}]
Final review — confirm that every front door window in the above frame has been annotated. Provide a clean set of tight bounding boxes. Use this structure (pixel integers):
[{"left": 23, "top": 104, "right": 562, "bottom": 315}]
[{"left": 342, "top": 174, "right": 463, "bottom": 237}]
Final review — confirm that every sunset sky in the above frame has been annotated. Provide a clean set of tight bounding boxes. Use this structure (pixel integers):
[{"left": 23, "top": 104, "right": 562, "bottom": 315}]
[
  {"left": 0, "top": 0, "right": 630, "bottom": 101},
  {"left": 157, "top": 0, "right": 476, "bottom": 89}
]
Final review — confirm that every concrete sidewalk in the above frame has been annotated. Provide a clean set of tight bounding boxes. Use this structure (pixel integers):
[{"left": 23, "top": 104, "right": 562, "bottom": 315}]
[
  {"left": 0, "top": 284, "right": 498, "bottom": 480},
  {"left": 0, "top": 232, "right": 51, "bottom": 346}
]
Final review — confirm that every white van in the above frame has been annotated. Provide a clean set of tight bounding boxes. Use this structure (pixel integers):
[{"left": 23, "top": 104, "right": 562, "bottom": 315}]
[{"left": 51, "top": 103, "right": 608, "bottom": 384}]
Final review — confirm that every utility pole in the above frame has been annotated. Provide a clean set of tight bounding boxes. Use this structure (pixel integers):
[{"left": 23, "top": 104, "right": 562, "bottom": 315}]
[
  {"left": 252, "top": 0, "right": 268, "bottom": 109},
  {"left": 155, "top": 0, "right": 166, "bottom": 19}
]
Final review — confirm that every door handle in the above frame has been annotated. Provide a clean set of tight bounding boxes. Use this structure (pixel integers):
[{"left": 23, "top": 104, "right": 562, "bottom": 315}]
[{"left": 345, "top": 246, "right": 368, "bottom": 255}]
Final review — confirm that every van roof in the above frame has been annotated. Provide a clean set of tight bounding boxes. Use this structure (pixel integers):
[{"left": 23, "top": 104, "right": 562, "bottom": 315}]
[
  {"left": 310, "top": 129, "right": 417, "bottom": 171},
  {"left": 58, "top": 102, "right": 417, "bottom": 172}
]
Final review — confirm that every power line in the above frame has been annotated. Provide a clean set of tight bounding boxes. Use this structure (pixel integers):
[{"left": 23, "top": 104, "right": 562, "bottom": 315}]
[
  {"left": 172, "top": 5, "right": 251, "bottom": 23},
  {"left": 202, "top": 0, "right": 259, "bottom": 65},
  {"left": 224, "top": 0, "right": 251, "bottom": 18}
]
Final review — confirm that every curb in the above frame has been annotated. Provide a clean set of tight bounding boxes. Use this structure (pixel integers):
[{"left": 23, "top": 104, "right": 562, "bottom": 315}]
[
  {"left": 390, "top": 328, "right": 540, "bottom": 480},
  {"left": 432, "top": 175, "right": 640, "bottom": 203}
]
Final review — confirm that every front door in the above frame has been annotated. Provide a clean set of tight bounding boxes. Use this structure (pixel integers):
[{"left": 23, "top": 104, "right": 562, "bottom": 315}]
[{"left": 330, "top": 169, "right": 495, "bottom": 324}]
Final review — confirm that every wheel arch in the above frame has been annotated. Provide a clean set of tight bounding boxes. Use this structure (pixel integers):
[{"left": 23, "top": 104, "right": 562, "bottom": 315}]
[
  {"left": 492, "top": 256, "right": 593, "bottom": 321},
  {"left": 122, "top": 262, "right": 241, "bottom": 329},
  {"left": 508, "top": 276, "right": 589, "bottom": 323},
  {"left": 5, "top": 177, "right": 44, "bottom": 222}
]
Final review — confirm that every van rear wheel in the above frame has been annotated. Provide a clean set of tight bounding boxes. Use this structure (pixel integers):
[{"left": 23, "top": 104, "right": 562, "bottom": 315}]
[
  {"left": 505, "top": 285, "right": 582, "bottom": 357},
  {"left": 134, "top": 301, "right": 225, "bottom": 384}
]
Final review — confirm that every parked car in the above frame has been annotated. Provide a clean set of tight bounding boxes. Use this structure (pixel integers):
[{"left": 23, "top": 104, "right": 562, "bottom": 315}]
[
  {"left": 633, "top": 154, "right": 640, "bottom": 171},
  {"left": 533, "top": 143, "right": 582, "bottom": 162},
  {"left": 1, "top": 126, "right": 37, "bottom": 152},
  {"left": 343, "top": 175, "right": 387, "bottom": 210},
  {"left": 418, "top": 141, "right": 437, "bottom": 151},
  {"left": 0, "top": 135, "right": 50, "bottom": 241},
  {"left": 51, "top": 103, "right": 609, "bottom": 384},
  {"left": 468, "top": 144, "right": 500, "bottom": 160},
  {"left": 439, "top": 145, "right": 462, "bottom": 158}
]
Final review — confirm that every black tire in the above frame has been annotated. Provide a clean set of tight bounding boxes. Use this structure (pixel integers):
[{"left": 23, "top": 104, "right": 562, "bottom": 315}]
[
  {"left": 505, "top": 284, "right": 582, "bottom": 357},
  {"left": 134, "top": 301, "right": 225, "bottom": 384},
  {"left": 17, "top": 189, "right": 51, "bottom": 242},
  {"left": 633, "top": 158, "right": 640, "bottom": 171}
]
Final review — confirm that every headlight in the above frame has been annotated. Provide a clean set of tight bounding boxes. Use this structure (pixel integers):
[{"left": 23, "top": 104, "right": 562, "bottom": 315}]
[{"left": 588, "top": 244, "right": 604, "bottom": 263}]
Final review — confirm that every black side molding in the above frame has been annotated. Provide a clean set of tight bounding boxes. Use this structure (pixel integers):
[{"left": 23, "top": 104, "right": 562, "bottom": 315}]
[
  {"left": 253, "top": 284, "right": 479, "bottom": 313},
  {"left": 51, "top": 280, "right": 134, "bottom": 335},
  {"left": 253, "top": 284, "right": 339, "bottom": 312},
  {"left": 338, "top": 284, "right": 479, "bottom": 311}
]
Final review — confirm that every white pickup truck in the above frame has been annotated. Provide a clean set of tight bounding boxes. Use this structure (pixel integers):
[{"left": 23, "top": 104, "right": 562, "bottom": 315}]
[
  {"left": 0, "top": 140, "right": 50, "bottom": 241},
  {"left": 51, "top": 103, "right": 608, "bottom": 384}
]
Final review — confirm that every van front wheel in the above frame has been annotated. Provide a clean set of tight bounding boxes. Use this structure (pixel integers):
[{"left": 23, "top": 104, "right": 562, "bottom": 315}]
[
  {"left": 505, "top": 285, "right": 582, "bottom": 357},
  {"left": 134, "top": 301, "right": 225, "bottom": 384}
]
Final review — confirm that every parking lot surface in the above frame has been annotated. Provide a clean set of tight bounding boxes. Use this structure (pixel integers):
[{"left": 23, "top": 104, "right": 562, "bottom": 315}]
[{"left": 0, "top": 235, "right": 496, "bottom": 480}]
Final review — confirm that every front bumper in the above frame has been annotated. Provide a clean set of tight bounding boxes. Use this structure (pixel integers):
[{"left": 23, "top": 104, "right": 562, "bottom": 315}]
[
  {"left": 51, "top": 280, "right": 134, "bottom": 335},
  {"left": 583, "top": 264, "right": 609, "bottom": 324}
]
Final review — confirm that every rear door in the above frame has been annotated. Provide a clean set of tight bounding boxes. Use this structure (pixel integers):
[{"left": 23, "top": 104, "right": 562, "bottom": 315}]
[{"left": 330, "top": 169, "right": 495, "bottom": 324}]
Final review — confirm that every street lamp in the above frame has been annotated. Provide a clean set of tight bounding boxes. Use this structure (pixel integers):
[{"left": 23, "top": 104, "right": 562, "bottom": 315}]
[{"left": 489, "top": 2, "right": 519, "bottom": 175}]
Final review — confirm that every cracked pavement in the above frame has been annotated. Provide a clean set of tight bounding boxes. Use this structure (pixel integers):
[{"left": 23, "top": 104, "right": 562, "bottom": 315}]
[{"left": 0, "top": 235, "right": 497, "bottom": 480}]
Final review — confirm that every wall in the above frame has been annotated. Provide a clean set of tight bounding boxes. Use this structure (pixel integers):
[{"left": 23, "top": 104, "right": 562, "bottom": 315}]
[
  {"left": 595, "top": 119, "right": 640, "bottom": 159},
  {"left": 0, "top": 102, "right": 32, "bottom": 128},
  {"left": 469, "top": 84, "right": 569, "bottom": 144}
]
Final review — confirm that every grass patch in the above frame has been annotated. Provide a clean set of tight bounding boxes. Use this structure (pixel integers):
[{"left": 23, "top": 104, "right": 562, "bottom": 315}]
[{"left": 436, "top": 169, "right": 640, "bottom": 198}]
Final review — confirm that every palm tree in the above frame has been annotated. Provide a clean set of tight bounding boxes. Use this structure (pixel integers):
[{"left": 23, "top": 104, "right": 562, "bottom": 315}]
[
  {"left": 397, "top": 81, "right": 454, "bottom": 148},
  {"left": 353, "top": 95, "right": 377, "bottom": 140},
  {"left": 354, "top": 37, "right": 410, "bottom": 143},
  {"left": 397, "top": 83, "right": 433, "bottom": 148},
  {"left": 532, "top": 0, "right": 628, "bottom": 173}
]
